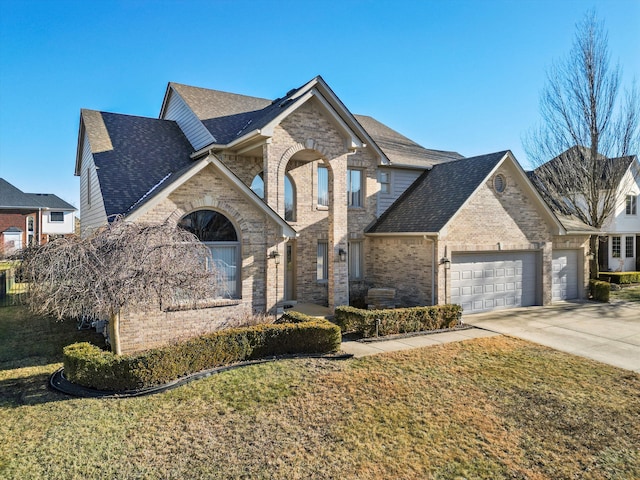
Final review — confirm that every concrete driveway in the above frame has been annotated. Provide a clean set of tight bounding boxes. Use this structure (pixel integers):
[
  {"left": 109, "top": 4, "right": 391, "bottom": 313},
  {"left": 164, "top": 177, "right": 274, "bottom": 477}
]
[{"left": 464, "top": 300, "right": 640, "bottom": 373}]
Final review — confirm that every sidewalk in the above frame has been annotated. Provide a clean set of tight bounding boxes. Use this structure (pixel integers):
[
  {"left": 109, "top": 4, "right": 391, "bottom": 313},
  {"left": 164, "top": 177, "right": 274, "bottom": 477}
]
[{"left": 341, "top": 327, "right": 500, "bottom": 358}]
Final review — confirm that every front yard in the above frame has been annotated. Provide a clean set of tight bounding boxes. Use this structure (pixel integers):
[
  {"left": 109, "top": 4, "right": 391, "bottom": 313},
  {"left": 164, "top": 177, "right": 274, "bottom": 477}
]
[{"left": 1, "top": 305, "right": 639, "bottom": 479}]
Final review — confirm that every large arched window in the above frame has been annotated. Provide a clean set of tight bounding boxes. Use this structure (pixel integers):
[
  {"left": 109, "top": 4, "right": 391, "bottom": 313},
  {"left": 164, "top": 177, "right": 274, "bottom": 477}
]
[
  {"left": 250, "top": 172, "right": 296, "bottom": 222},
  {"left": 178, "top": 210, "right": 240, "bottom": 298}
]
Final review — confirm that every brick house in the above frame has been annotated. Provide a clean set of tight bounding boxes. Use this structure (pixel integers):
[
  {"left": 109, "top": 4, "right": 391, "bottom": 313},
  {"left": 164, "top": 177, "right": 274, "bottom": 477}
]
[
  {"left": 75, "top": 76, "right": 592, "bottom": 353},
  {"left": 0, "top": 178, "right": 76, "bottom": 256}
]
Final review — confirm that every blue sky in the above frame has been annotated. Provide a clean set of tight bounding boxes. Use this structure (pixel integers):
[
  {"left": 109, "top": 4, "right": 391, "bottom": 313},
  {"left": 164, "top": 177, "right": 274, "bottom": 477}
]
[{"left": 1, "top": 0, "right": 638, "bottom": 211}]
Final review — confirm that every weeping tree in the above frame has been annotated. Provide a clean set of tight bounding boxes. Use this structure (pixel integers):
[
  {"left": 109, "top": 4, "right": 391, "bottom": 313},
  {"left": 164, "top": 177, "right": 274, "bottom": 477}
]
[
  {"left": 526, "top": 11, "right": 639, "bottom": 278},
  {"left": 20, "top": 217, "right": 220, "bottom": 354}
]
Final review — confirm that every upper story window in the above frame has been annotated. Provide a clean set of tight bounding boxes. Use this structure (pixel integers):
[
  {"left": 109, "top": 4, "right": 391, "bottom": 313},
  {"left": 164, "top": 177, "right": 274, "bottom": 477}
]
[
  {"left": 347, "top": 169, "right": 363, "bottom": 208},
  {"left": 625, "top": 195, "right": 637, "bottom": 215},
  {"left": 318, "top": 165, "right": 329, "bottom": 207},
  {"left": 251, "top": 172, "right": 296, "bottom": 222},
  {"left": 178, "top": 210, "right": 240, "bottom": 298},
  {"left": 379, "top": 171, "right": 390, "bottom": 194},
  {"left": 50, "top": 212, "right": 64, "bottom": 222}
]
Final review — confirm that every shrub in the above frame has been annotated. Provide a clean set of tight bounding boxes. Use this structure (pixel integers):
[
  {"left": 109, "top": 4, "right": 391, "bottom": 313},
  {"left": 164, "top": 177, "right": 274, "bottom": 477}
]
[
  {"left": 63, "top": 313, "right": 341, "bottom": 391},
  {"left": 599, "top": 272, "right": 640, "bottom": 284},
  {"left": 334, "top": 304, "right": 462, "bottom": 338},
  {"left": 589, "top": 279, "right": 610, "bottom": 302}
]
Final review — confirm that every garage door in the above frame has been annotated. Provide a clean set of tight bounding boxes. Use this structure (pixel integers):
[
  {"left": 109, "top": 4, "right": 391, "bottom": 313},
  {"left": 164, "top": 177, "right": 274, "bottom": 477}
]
[
  {"left": 451, "top": 252, "right": 538, "bottom": 313},
  {"left": 552, "top": 250, "right": 579, "bottom": 301}
]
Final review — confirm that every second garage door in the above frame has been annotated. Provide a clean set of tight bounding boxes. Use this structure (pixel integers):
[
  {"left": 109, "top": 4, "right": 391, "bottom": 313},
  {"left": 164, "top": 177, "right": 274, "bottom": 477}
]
[
  {"left": 552, "top": 250, "right": 579, "bottom": 301},
  {"left": 451, "top": 252, "right": 538, "bottom": 313}
]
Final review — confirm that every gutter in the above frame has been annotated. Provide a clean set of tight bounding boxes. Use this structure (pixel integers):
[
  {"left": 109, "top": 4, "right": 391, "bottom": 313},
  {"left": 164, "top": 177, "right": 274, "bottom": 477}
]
[{"left": 364, "top": 231, "right": 440, "bottom": 237}]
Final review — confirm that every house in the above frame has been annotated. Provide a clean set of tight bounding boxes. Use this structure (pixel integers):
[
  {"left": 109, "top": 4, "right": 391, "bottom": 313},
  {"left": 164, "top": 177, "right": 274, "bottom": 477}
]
[
  {"left": 599, "top": 156, "right": 640, "bottom": 272},
  {"left": 75, "top": 76, "right": 592, "bottom": 353},
  {"left": 530, "top": 147, "right": 640, "bottom": 273},
  {"left": 0, "top": 178, "right": 76, "bottom": 256}
]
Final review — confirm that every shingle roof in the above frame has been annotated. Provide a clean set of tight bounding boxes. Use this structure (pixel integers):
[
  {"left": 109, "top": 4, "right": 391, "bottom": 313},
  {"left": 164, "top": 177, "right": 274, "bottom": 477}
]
[
  {"left": 367, "top": 151, "right": 508, "bottom": 234},
  {"left": 354, "top": 115, "right": 463, "bottom": 167},
  {"left": 84, "top": 111, "right": 194, "bottom": 217},
  {"left": 171, "top": 82, "right": 309, "bottom": 145},
  {"left": 170, "top": 81, "right": 462, "bottom": 167},
  {"left": 0, "top": 178, "right": 76, "bottom": 210}
]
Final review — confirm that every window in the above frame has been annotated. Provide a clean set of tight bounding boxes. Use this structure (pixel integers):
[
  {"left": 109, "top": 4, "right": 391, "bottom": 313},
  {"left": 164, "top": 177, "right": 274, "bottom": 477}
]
[
  {"left": 626, "top": 195, "right": 637, "bottom": 215},
  {"left": 493, "top": 174, "right": 506, "bottom": 193},
  {"left": 348, "top": 241, "right": 363, "bottom": 279},
  {"left": 284, "top": 174, "right": 295, "bottom": 222},
  {"left": 347, "top": 169, "right": 363, "bottom": 207},
  {"left": 612, "top": 236, "right": 621, "bottom": 258},
  {"left": 178, "top": 210, "right": 240, "bottom": 298},
  {"left": 317, "top": 240, "right": 328, "bottom": 281},
  {"left": 625, "top": 236, "right": 634, "bottom": 258},
  {"left": 251, "top": 172, "right": 296, "bottom": 221},
  {"left": 50, "top": 211, "right": 64, "bottom": 222},
  {"left": 379, "top": 171, "right": 390, "bottom": 194},
  {"left": 317, "top": 165, "right": 328, "bottom": 207}
]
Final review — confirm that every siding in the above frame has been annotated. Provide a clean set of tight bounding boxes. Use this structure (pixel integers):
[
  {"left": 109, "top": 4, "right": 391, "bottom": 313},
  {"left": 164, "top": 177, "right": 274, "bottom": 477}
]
[
  {"left": 377, "top": 167, "right": 423, "bottom": 216},
  {"left": 162, "top": 89, "right": 214, "bottom": 150},
  {"left": 79, "top": 135, "right": 107, "bottom": 236}
]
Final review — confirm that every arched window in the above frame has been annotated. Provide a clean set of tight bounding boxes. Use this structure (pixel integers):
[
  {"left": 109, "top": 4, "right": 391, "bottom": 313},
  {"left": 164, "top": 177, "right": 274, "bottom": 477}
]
[
  {"left": 178, "top": 210, "right": 240, "bottom": 298},
  {"left": 250, "top": 172, "right": 296, "bottom": 222}
]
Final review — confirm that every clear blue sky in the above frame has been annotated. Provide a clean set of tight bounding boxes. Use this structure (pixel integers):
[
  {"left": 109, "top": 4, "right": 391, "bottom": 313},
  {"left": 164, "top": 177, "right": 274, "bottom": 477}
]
[{"left": 1, "top": 0, "right": 639, "bottom": 211}]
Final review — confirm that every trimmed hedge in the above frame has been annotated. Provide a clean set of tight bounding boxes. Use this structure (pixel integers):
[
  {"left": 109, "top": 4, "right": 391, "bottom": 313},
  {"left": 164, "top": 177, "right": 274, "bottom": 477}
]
[
  {"left": 599, "top": 272, "right": 640, "bottom": 284},
  {"left": 334, "top": 304, "right": 462, "bottom": 338},
  {"left": 63, "top": 313, "right": 341, "bottom": 391},
  {"left": 589, "top": 279, "right": 610, "bottom": 303}
]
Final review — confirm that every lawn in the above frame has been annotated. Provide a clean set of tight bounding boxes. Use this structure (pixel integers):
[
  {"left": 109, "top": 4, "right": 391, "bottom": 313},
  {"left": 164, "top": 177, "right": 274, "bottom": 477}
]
[
  {"left": 1, "top": 306, "right": 639, "bottom": 479},
  {"left": 610, "top": 285, "right": 640, "bottom": 303}
]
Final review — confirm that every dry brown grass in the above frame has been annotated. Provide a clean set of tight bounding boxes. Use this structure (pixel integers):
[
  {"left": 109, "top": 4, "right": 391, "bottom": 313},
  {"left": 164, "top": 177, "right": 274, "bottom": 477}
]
[{"left": 1, "top": 306, "right": 639, "bottom": 479}]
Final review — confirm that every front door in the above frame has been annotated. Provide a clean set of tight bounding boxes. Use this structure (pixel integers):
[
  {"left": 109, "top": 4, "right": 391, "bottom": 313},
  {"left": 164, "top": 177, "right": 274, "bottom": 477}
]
[{"left": 285, "top": 242, "right": 296, "bottom": 301}]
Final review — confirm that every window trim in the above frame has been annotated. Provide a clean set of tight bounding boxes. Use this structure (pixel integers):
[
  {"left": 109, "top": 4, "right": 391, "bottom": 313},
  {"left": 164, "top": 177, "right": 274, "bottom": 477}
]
[
  {"left": 317, "top": 165, "right": 329, "bottom": 208},
  {"left": 347, "top": 168, "right": 363, "bottom": 208},
  {"left": 612, "top": 236, "right": 621, "bottom": 258},
  {"left": 625, "top": 236, "right": 634, "bottom": 258},
  {"left": 625, "top": 195, "right": 637, "bottom": 215},
  {"left": 49, "top": 211, "right": 64, "bottom": 223},
  {"left": 317, "top": 240, "right": 329, "bottom": 282},
  {"left": 348, "top": 240, "right": 364, "bottom": 280},
  {"left": 178, "top": 209, "right": 241, "bottom": 299}
]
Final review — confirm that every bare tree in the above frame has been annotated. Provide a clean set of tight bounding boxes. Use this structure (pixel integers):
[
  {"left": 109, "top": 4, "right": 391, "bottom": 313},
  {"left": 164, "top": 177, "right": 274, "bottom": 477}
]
[
  {"left": 20, "top": 217, "right": 220, "bottom": 354},
  {"left": 526, "top": 11, "right": 639, "bottom": 277}
]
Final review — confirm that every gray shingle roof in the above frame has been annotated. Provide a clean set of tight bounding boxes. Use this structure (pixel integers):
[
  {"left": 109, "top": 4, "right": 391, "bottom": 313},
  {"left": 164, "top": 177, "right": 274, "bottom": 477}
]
[
  {"left": 0, "top": 178, "right": 76, "bottom": 210},
  {"left": 367, "top": 151, "right": 508, "bottom": 234},
  {"left": 354, "top": 115, "right": 463, "bottom": 167},
  {"left": 85, "top": 111, "right": 194, "bottom": 217},
  {"left": 170, "top": 81, "right": 462, "bottom": 168}
]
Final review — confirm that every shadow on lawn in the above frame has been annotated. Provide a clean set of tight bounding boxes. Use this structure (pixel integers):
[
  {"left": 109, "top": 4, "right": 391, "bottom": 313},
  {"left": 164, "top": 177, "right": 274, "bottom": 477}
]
[{"left": 0, "top": 369, "right": 70, "bottom": 407}]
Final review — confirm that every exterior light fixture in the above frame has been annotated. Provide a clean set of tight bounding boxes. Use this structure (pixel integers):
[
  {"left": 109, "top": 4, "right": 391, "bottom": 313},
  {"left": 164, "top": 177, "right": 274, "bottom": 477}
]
[
  {"left": 339, "top": 248, "right": 347, "bottom": 262},
  {"left": 269, "top": 250, "right": 281, "bottom": 265},
  {"left": 440, "top": 256, "right": 451, "bottom": 267}
]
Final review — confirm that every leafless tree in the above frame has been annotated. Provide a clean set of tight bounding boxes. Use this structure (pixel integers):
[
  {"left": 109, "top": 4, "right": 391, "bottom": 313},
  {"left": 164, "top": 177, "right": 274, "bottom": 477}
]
[
  {"left": 20, "top": 217, "right": 220, "bottom": 354},
  {"left": 525, "top": 11, "right": 639, "bottom": 277}
]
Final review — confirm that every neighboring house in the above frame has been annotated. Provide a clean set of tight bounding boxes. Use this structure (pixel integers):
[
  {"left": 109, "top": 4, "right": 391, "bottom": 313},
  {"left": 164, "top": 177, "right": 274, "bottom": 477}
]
[
  {"left": 75, "top": 76, "right": 591, "bottom": 353},
  {"left": 530, "top": 148, "right": 640, "bottom": 272},
  {"left": 0, "top": 178, "right": 76, "bottom": 256},
  {"left": 599, "top": 157, "right": 640, "bottom": 272}
]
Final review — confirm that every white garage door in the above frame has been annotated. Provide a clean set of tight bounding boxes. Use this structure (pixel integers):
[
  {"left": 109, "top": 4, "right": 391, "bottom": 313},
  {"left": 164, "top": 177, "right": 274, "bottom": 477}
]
[
  {"left": 451, "top": 252, "right": 538, "bottom": 313},
  {"left": 552, "top": 250, "right": 579, "bottom": 301}
]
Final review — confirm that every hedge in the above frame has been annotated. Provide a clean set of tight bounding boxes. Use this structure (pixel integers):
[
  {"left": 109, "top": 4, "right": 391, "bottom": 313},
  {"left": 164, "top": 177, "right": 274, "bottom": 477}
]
[
  {"left": 589, "top": 279, "right": 610, "bottom": 303},
  {"left": 63, "top": 313, "right": 341, "bottom": 391},
  {"left": 599, "top": 272, "right": 640, "bottom": 284},
  {"left": 334, "top": 304, "right": 462, "bottom": 338}
]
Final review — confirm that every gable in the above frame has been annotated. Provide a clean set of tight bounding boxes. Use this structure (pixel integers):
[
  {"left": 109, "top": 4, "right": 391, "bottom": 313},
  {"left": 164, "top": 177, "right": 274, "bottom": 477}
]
[{"left": 443, "top": 160, "right": 555, "bottom": 243}]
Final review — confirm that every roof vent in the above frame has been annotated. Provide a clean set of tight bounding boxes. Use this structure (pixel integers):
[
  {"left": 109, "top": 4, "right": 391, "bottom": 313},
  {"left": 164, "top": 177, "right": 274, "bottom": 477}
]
[{"left": 493, "top": 174, "right": 506, "bottom": 193}]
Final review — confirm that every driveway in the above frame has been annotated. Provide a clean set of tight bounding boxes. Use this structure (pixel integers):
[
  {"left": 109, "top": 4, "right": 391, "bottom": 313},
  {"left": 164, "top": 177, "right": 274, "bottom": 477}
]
[{"left": 464, "top": 300, "right": 640, "bottom": 373}]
